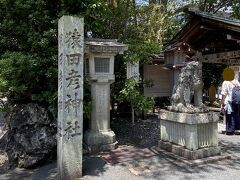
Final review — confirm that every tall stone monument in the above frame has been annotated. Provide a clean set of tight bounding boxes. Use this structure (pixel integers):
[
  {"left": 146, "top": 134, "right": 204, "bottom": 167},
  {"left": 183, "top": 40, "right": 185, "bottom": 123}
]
[{"left": 58, "top": 16, "right": 83, "bottom": 179}]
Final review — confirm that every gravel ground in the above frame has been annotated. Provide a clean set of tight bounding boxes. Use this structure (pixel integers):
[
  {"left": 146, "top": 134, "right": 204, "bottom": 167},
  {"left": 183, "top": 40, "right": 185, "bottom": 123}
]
[{"left": 111, "top": 114, "right": 160, "bottom": 148}]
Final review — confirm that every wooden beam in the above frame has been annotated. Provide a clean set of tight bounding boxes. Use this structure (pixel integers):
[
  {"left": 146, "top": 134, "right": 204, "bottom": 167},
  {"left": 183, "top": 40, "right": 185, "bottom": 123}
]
[
  {"left": 180, "top": 21, "right": 202, "bottom": 43},
  {"left": 227, "top": 34, "right": 240, "bottom": 41},
  {"left": 189, "top": 29, "right": 208, "bottom": 49},
  {"left": 202, "top": 50, "right": 240, "bottom": 64},
  {"left": 202, "top": 19, "right": 240, "bottom": 33}
]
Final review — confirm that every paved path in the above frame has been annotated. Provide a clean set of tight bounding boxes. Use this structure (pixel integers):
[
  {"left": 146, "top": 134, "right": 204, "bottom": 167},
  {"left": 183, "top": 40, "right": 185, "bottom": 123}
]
[{"left": 0, "top": 123, "right": 240, "bottom": 180}]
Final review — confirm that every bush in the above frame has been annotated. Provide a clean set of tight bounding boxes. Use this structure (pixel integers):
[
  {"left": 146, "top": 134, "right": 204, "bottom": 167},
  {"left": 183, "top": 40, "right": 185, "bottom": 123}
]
[
  {"left": 0, "top": 52, "right": 57, "bottom": 107},
  {"left": 118, "top": 78, "right": 154, "bottom": 112}
]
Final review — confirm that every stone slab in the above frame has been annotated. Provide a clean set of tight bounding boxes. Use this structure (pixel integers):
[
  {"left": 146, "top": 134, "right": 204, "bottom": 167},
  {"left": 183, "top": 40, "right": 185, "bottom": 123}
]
[
  {"left": 84, "top": 130, "right": 117, "bottom": 153},
  {"left": 152, "top": 146, "right": 231, "bottom": 167},
  {"left": 159, "top": 109, "right": 219, "bottom": 124},
  {"left": 85, "top": 38, "right": 128, "bottom": 54},
  {"left": 85, "top": 130, "right": 116, "bottom": 144},
  {"left": 88, "top": 141, "right": 118, "bottom": 154},
  {"left": 159, "top": 140, "right": 221, "bottom": 160}
]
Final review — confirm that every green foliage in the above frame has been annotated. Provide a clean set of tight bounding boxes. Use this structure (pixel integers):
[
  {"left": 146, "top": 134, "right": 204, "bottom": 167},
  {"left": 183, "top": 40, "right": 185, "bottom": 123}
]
[
  {"left": 111, "top": 2, "right": 180, "bottom": 111},
  {"left": 195, "top": 0, "right": 238, "bottom": 13},
  {"left": 0, "top": 52, "right": 57, "bottom": 105},
  {"left": 0, "top": 0, "right": 237, "bottom": 117},
  {"left": 0, "top": 0, "right": 59, "bottom": 109},
  {"left": 232, "top": 1, "right": 240, "bottom": 18},
  {"left": 0, "top": 0, "right": 59, "bottom": 57},
  {"left": 202, "top": 63, "right": 226, "bottom": 89},
  {"left": 118, "top": 78, "right": 154, "bottom": 111},
  {"left": 170, "top": 0, "right": 240, "bottom": 16},
  {"left": 113, "top": 41, "right": 160, "bottom": 112},
  {"left": 124, "top": 42, "right": 161, "bottom": 64}
]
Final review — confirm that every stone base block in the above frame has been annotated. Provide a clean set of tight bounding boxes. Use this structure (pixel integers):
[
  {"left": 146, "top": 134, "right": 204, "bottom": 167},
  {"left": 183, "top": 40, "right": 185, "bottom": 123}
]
[
  {"left": 159, "top": 140, "right": 221, "bottom": 160},
  {"left": 152, "top": 146, "right": 231, "bottom": 167},
  {"left": 84, "top": 130, "right": 117, "bottom": 153},
  {"left": 96, "top": 141, "right": 118, "bottom": 153},
  {"left": 159, "top": 110, "right": 219, "bottom": 150}
]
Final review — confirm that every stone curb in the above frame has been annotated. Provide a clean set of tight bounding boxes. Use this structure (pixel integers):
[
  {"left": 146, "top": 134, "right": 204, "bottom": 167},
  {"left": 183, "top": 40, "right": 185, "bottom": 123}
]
[{"left": 151, "top": 146, "right": 232, "bottom": 167}]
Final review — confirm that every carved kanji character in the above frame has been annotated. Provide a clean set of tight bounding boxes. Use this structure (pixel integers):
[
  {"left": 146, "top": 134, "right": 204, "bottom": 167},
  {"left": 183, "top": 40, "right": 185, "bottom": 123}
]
[
  {"left": 65, "top": 28, "right": 82, "bottom": 49},
  {"left": 66, "top": 69, "right": 81, "bottom": 89},
  {"left": 66, "top": 53, "right": 81, "bottom": 66}
]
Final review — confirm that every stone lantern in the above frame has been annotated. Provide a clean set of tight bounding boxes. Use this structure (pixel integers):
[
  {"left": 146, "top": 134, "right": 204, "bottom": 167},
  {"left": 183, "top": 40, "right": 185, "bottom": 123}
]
[{"left": 84, "top": 39, "right": 128, "bottom": 152}]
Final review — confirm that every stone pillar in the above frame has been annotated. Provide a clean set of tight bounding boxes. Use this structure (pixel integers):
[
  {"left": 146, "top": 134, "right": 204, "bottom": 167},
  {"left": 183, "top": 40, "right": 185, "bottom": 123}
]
[
  {"left": 90, "top": 82, "right": 111, "bottom": 131},
  {"left": 58, "top": 16, "right": 84, "bottom": 179},
  {"left": 84, "top": 79, "right": 117, "bottom": 152},
  {"left": 164, "top": 50, "right": 186, "bottom": 92},
  {"left": 194, "top": 51, "right": 203, "bottom": 106}
]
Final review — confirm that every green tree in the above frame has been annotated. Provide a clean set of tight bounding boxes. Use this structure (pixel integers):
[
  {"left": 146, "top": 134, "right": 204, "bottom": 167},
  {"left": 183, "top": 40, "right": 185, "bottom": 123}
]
[
  {"left": 3, "top": 0, "right": 235, "bottom": 118},
  {"left": 110, "top": 2, "right": 180, "bottom": 117},
  {"left": 0, "top": 0, "right": 108, "bottom": 117},
  {"left": 196, "top": 0, "right": 238, "bottom": 14},
  {"left": 202, "top": 63, "right": 226, "bottom": 89},
  {"left": 0, "top": 0, "right": 59, "bottom": 107},
  {"left": 118, "top": 78, "right": 154, "bottom": 124}
]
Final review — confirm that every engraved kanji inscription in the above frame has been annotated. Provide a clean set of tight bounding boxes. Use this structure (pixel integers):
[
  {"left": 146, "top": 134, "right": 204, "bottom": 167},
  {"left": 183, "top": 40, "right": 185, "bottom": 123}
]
[
  {"left": 66, "top": 53, "right": 82, "bottom": 66},
  {"left": 65, "top": 28, "right": 82, "bottom": 49},
  {"left": 58, "top": 100, "right": 63, "bottom": 110},
  {"left": 59, "top": 33, "right": 63, "bottom": 49},
  {"left": 58, "top": 121, "right": 81, "bottom": 139},
  {"left": 66, "top": 69, "right": 82, "bottom": 89},
  {"left": 72, "top": 121, "right": 81, "bottom": 137},
  {"left": 65, "top": 93, "right": 82, "bottom": 117},
  {"left": 59, "top": 53, "right": 63, "bottom": 65},
  {"left": 59, "top": 70, "right": 63, "bottom": 90}
]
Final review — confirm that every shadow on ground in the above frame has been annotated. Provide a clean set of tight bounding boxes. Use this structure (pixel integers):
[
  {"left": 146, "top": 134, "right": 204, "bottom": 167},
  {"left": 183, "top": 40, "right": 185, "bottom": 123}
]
[{"left": 1, "top": 115, "right": 240, "bottom": 180}]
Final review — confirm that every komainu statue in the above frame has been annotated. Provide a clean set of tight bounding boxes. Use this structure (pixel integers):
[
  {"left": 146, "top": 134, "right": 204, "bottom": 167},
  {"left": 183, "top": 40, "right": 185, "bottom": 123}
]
[{"left": 168, "top": 61, "right": 208, "bottom": 113}]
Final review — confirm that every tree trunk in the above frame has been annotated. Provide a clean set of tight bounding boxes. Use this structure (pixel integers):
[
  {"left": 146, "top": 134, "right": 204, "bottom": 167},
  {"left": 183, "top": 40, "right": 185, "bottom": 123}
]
[
  {"left": 149, "top": 0, "right": 157, "bottom": 4},
  {"left": 149, "top": 0, "right": 168, "bottom": 5},
  {"left": 123, "top": 0, "right": 130, "bottom": 39},
  {"left": 132, "top": 0, "right": 138, "bottom": 26},
  {"left": 131, "top": 105, "right": 135, "bottom": 125},
  {"left": 156, "top": 0, "right": 168, "bottom": 13},
  {"left": 159, "top": 0, "right": 168, "bottom": 6}
]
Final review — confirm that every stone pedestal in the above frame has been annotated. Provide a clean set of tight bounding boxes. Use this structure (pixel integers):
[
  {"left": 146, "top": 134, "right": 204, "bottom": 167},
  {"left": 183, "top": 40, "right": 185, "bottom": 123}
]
[
  {"left": 84, "top": 81, "right": 117, "bottom": 153},
  {"left": 159, "top": 109, "right": 220, "bottom": 160},
  {"left": 84, "top": 130, "right": 117, "bottom": 152}
]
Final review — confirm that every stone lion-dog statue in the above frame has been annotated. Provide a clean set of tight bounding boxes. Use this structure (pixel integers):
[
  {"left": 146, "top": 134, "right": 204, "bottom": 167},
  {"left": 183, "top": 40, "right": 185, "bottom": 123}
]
[{"left": 168, "top": 61, "right": 208, "bottom": 113}]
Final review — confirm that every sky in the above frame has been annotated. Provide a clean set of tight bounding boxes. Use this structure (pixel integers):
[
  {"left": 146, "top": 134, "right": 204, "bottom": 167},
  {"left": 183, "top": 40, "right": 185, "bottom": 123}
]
[
  {"left": 135, "top": 0, "right": 191, "bottom": 7},
  {"left": 136, "top": 0, "right": 149, "bottom": 5}
]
